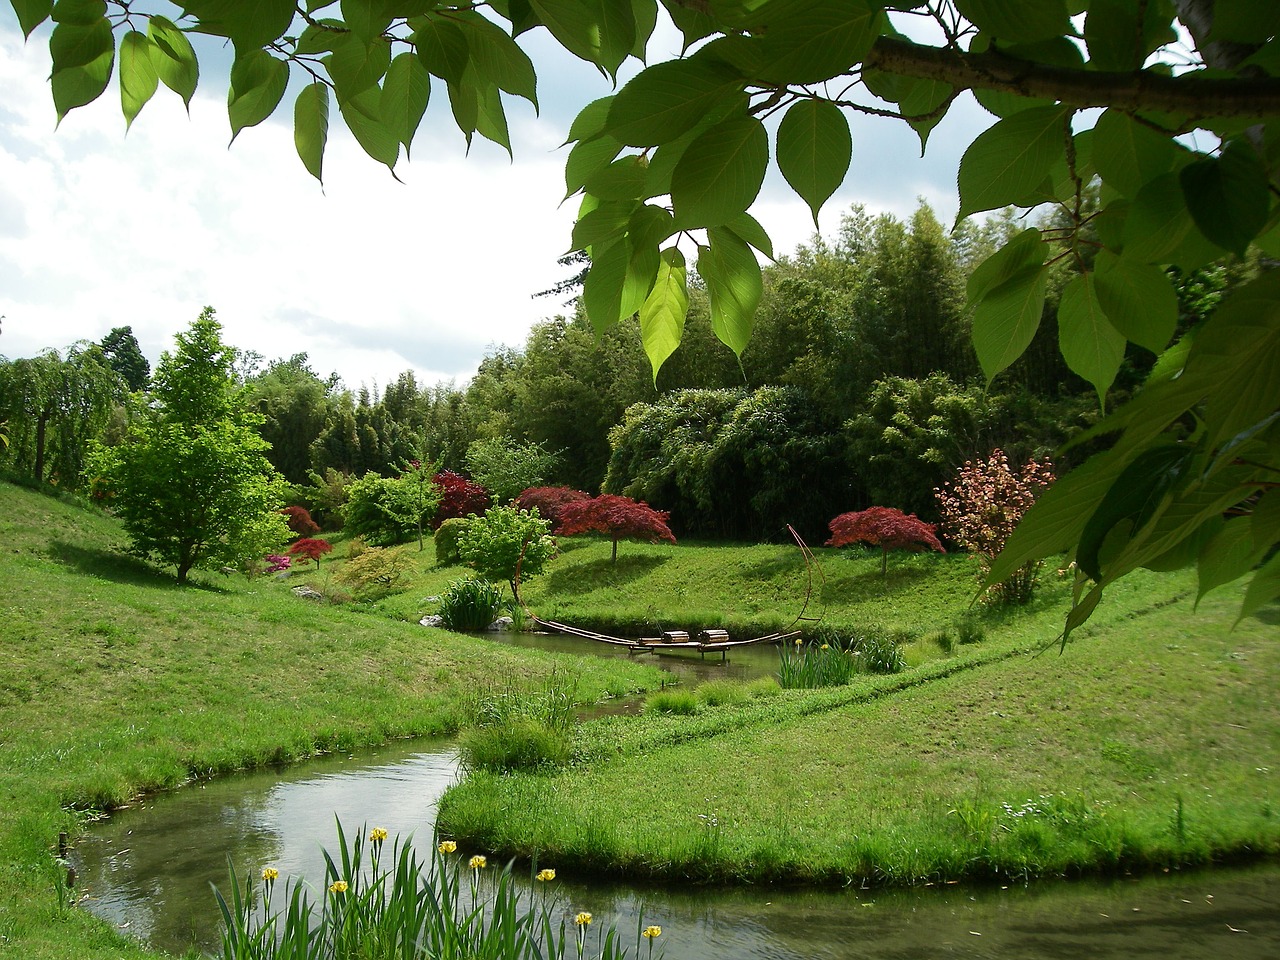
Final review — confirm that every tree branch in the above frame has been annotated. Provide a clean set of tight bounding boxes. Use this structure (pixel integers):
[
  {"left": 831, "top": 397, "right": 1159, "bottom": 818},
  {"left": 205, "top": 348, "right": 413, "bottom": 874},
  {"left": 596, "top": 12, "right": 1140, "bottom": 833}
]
[{"left": 865, "top": 36, "right": 1280, "bottom": 119}]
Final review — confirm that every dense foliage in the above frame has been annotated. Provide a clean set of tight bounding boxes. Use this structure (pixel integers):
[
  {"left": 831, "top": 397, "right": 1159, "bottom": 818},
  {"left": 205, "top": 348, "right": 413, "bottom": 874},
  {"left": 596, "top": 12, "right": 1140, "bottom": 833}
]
[
  {"left": 437, "top": 577, "right": 504, "bottom": 632},
  {"left": 937, "top": 450, "right": 1056, "bottom": 605},
  {"left": 558, "top": 494, "right": 676, "bottom": 563},
  {"left": 826, "top": 507, "right": 945, "bottom": 576},
  {"left": 280, "top": 505, "right": 320, "bottom": 537},
  {"left": 458, "top": 506, "right": 556, "bottom": 600},
  {"left": 432, "top": 470, "right": 492, "bottom": 528},
  {"left": 85, "top": 309, "right": 288, "bottom": 582},
  {"left": 514, "top": 486, "right": 592, "bottom": 532}
]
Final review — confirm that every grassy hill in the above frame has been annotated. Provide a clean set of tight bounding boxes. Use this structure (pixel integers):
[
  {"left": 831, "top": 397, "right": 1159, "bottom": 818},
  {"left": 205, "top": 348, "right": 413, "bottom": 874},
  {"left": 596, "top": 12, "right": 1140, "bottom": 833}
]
[{"left": 1, "top": 480, "right": 1276, "bottom": 958}]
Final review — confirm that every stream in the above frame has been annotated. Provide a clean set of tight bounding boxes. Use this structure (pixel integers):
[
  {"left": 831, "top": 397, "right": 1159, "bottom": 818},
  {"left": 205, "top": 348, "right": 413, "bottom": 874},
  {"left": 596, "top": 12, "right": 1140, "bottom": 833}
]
[{"left": 73, "top": 735, "right": 1280, "bottom": 959}]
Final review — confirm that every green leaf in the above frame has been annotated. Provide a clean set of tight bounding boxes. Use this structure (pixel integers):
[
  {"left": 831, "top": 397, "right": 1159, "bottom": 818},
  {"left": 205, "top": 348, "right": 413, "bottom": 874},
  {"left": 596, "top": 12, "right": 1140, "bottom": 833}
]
[
  {"left": 725, "top": 212, "right": 774, "bottom": 260},
  {"left": 659, "top": 0, "right": 716, "bottom": 47},
  {"left": 775, "top": 99, "right": 852, "bottom": 227},
  {"left": 340, "top": 0, "right": 392, "bottom": 42},
  {"left": 1092, "top": 250, "right": 1177, "bottom": 353},
  {"left": 148, "top": 15, "right": 199, "bottom": 110},
  {"left": 455, "top": 10, "right": 538, "bottom": 108},
  {"left": 1085, "top": 0, "right": 1176, "bottom": 71},
  {"left": 971, "top": 263, "right": 1048, "bottom": 383},
  {"left": 1122, "top": 173, "right": 1196, "bottom": 262},
  {"left": 381, "top": 52, "right": 430, "bottom": 155},
  {"left": 1253, "top": 488, "right": 1280, "bottom": 554},
  {"left": 631, "top": 0, "right": 657, "bottom": 58},
  {"left": 473, "top": 81, "right": 511, "bottom": 154},
  {"left": 51, "top": 41, "right": 113, "bottom": 121},
  {"left": 50, "top": 16, "right": 113, "bottom": 70},
  {"left": 119, "top": 31, "right": 159, "bottom": 130},
  {"left": 627, "top": 203, "right": 676, "bottom": 254},
  {"left": 325, "top": 31, "right": 391, "bottom": 104},
  {"left": 1059, "top": 273, "right": 1125, "bottom": 405},
  {"left": 640, "top": 247, "right": 689, "bottom": 383},
  {"left": 748, "top": 0, "right": 882, "bottom": 85},
  {"left": 956, "top": 0, "right": 1072, "bottom": 43},
  {"left": 1180, "top": 140, "right": 1271, "bottom": 256},
  {"left": 583, "top": 236, "right": 632, "bottom": 334},
  {"left": 183, "top": 0, "right": 295, "bottom": 50},
  {"left": 1237, "top": 552, "right": 1280, "bottom": 624},
  {"left": 584, "top": 155, "right": 650, "bottom": 201},
  {"left": 296, "top": 21, "right": 346, "bottom": 55},
  {"left": 565, "top": 135, "right": 623, "bottom": 198},
  {"left": 570, "top": 200, "right": 637, "bottom": 252},
  {"left": 988, "top": 449, "right": 1126, "bottom": 585},
  {"left": 604, "top": 56, "right": 744, "bottom": 147},
  {"left": 339, "top": 86, "right": 400, "bottom": 169},
  {"left": 671, "top": 114, "right": 768, "bottom": 229},
  {"left": 966, "top": 228, "right": 1048, "bottom": 304},
  {"left": 1090, "top": 109, "right": 1179, "bottom": 198},
  {"left": 11, "top": 0, "right": 53, "bottom": 38},
  {"left": 566, "top": 96, "right": 614, "bottom": 143},
  {"left": 1196, "top": 518, "right": 1263, "bottom": 605},
  {"left": 414, "top": 17, "right": 469, "bottom": 85},
  {"left": 294, "top": 82, "right": 330, "bottom": 182},
  {"left": 957, "top": 105, "right": 1070, "bottom": 219},
  {"left": 51, "top": 0, "right": 104, "bottom": 25},
  {"left": 528, "top": 0, "right": 635, "bottom": 77},
  {"left": 697, "top": 226, "right": 761, "bottom": 356},
  {"left": 446, "top": 75, "right": 478, "bottom": 146},
  {"left": 228, "top": 49, "right": 288, "bottom": 142},
  {"left": 1211, "top": 0, "right": 1280, "bottom": 42}
]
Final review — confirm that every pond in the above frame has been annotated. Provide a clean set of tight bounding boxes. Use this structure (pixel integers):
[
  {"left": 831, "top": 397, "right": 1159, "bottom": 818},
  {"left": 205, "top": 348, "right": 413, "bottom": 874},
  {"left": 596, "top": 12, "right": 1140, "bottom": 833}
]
[{"left": 73, "top": 739, "right": 1280, "bottom": 959}]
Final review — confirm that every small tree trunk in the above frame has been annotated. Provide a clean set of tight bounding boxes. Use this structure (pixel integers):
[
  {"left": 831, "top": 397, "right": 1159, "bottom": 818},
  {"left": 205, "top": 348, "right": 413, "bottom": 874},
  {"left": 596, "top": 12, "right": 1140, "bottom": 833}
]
[
  {"left": 881, "top": 547, "right": 888, "bottom": 576},
  {"left": 611, "top": 538, "right": 618, "bottom": 563}
]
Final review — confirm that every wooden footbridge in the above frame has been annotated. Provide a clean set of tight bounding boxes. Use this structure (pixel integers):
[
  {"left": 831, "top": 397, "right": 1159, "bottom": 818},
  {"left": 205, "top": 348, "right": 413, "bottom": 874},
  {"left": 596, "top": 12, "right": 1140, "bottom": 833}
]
[{"left": 530, "top": 617, "right": 800, "bottom": 661}]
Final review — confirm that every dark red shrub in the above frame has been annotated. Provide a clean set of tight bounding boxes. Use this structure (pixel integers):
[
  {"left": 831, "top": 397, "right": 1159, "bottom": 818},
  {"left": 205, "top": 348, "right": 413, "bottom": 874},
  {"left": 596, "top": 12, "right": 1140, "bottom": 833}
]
[
  {"left": 287, "top": 537, "right": 333, "bottom": 569},
  {"left": 558, "top": 494, "right": 676, "bottom": 562},
  {"left": 826, "top": 506, "right": 943, "bottom": 575},
  {"left": 515, "top": 485, "right": 592, "bottom": 532},
  {"left": 431, "top": 470, "right": 491, "bottom": 529},
  {"left": 281, "top": 505, "right": 320, "bottom": 537}
]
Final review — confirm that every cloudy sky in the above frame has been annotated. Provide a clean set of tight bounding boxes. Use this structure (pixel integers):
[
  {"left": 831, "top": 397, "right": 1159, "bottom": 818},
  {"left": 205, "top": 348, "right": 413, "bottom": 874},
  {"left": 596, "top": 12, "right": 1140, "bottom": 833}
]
[{"left": 0, "top": 10, "right": 990, "bottom": 391}]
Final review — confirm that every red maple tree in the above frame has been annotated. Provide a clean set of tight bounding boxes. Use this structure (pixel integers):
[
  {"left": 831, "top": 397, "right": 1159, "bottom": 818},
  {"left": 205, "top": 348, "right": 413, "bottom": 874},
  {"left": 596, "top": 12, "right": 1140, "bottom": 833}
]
[
  {"left": 826, "top": 506, "right": 944, "bottom": 575},
  {"left": 431, "top": 470, "right": 491, "bottom": 529},
  {"left": 287, "top": 537, "right": 333, "bottom": 569},
  {"left": 558, "top": 494, "right": 676, "bottom": 562},
  {"left": 280, "top": 505, "right": 320, "bottom": 537},
  {"left": 515, "top": 485, "right": 592, "bottom": 532}
]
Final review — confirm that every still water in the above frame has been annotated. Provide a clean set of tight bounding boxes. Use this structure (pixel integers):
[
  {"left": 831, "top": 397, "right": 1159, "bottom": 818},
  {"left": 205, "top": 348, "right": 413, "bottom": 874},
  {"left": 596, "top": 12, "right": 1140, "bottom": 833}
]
[{"left": 73, "top": 738, "right": 1280, "bottom": 960}]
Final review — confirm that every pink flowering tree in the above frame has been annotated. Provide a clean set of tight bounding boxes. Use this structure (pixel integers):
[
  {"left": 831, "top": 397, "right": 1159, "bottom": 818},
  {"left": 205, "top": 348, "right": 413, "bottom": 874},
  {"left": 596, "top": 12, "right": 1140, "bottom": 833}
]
[
  {"left": 825, "top": 506, "right": 944, "bottom": 576},
  {"left": 935, "top": 450, "right": 1055, "bottom": 604},
  {"left": 558, "top": 494, "right": 676, "bottom": 563}
]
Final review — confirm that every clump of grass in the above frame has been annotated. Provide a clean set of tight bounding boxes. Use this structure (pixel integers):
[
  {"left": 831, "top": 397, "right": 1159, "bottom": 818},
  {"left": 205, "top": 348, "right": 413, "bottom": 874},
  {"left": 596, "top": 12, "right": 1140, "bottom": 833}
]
[
  {"left": 956, "top": 616, "right": 986, "bottom": 645},
  {"left": 777, "top": 638, "right": 859, "bottom": 688},
  {"left": 932, "top": 630, "right": 955, "bottom": 653},
  {"left": 850, "top": 630, "right": 906, "bottom": 674},
  {"left": 644, "top": 689, "right": 701, "bottom": 715},
  {"left": 742, "top": 676, "right": 781, "bottom": 699},
  {"left": 217, "top": 820, "right": 660, "bottom": 960},
  {"left": 461, "top": 670, "right": 579, "bottom": 773},
  {"left": 439, "top": 577, "right": 503, "bottom": 631},
  {"left": 696, "top": 679, "right": 749, "bottom": 708}
]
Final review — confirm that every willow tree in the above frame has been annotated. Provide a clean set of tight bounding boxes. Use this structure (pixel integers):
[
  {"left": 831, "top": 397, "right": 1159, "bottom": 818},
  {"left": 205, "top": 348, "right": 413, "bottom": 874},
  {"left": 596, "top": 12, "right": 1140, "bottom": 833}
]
[{"left": 10, "top": 0, "right": 1279, "bottom": 632}]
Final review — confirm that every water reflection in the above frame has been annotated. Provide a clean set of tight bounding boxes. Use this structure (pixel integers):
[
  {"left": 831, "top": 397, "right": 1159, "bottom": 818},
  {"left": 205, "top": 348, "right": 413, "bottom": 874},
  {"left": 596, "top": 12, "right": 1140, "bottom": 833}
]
[{"left": 73, "top": 743, "right": 1280, "bottom": 959}]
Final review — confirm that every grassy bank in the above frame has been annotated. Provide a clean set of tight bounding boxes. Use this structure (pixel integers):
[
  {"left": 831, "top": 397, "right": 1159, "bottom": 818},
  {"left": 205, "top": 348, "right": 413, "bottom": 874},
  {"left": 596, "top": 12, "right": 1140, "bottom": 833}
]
[
  {"left": 0, "top": 483, "right": 664, "bottom": 960},
  {"left": 437, "top": 572, "right": 1280, "bottom": 885}
]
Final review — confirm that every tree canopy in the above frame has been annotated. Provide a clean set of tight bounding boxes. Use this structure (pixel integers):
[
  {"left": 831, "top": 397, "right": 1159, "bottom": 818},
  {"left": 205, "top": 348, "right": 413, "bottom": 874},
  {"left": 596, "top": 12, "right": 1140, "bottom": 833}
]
[{"left": 10, "top": 0, "right": 1279, "bottom": 634}]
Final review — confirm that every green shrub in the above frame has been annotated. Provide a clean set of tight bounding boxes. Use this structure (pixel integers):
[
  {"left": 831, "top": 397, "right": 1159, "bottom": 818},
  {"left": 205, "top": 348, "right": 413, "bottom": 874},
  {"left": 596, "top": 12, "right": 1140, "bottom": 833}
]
[
  {"left": 852, "top": 630, "right": 907, "bottom": 674},
  {"left": 438, "top": 578, "right": 503, "bottom": 632},
  {"left": 956, "top": 617, "right": 986, "bottom": 645},
  {"left": 434, "top": 517, "right": 471, "bottom": 566},
  {"left": 335, "top": 545, "right": 413, "bottom": 599},
  {"left": 342, "top": 472, "right": 417, "bottom": 545},
  {"left": 933, "top": 630, "right": 956, "bottom": 653},
  {"left": 644, "top": 689, "right": 700, "bottom": 715},
  {"left": 743, "top": 676, "right": 781, "bottom": 699},
  {"left": 458, "top": 505, "right": 556, "bottom": 598}
]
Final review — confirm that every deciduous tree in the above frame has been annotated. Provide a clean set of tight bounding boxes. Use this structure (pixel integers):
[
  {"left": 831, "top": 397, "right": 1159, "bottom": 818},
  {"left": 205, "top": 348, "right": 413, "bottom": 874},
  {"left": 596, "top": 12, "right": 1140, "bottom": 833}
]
[
  {"left": 826, "top": 506, "right": 944, "bottom": 576},
  {"left": 458, "top": 505, "right": 556, "bottom": 599},
  {"left": 558, "top": 493, "right": 677, "bottom": 562},
  {"left": 86, "top": 308, "right": 288, "bottom": 583}
]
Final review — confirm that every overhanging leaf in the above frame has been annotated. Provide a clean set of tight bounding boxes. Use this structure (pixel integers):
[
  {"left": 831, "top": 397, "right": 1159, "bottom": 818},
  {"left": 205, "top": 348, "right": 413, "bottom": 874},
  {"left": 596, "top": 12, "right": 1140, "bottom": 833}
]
[
  {"left": 381, "top": 52, "right": 431, "bottom": 155},
  {"left": 1180, "top": 139, "right": 1271, "bottom": 256},
  {"left": 1058, "top": 273, "right": 1126, "bottom": 405},
  {"left": 775, "top": 99, "right": 851, "bottom": 227},
  {"left": 670, "top": 113, "right": 768, "bottom": 229},
  {"left": 697, "top": 226, "right": 761, "bottom": 356},
  {"left": 971, "top": 263, "right": 1049, "bottom": 383},
  {"left": 228, "top": 49, "right": 288, "bottom": 141},
  {"left": 294, "top": 82, "right": 329, "bottom": 182},
  {"left": 119, "top": 30, "right": 159, "bottom": 130},
  {"left": 148, "top": 15, "right": 199, "bottom": 110},
  {"left": 1092, "top": 250, "right": 1177, "bottom": 354},
  {"left": 640, "top": 247, "right": 689, "bottom": 382},
  {"left": 604, "top": 56, "right": 744, "bottom": 147},
  {"left": 958, "top": 105, "right": 1070, "bottom": 219}
]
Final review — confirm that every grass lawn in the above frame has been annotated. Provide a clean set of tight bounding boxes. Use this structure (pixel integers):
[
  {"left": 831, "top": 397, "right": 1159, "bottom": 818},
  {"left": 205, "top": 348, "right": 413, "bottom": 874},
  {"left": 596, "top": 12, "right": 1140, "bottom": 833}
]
[{"left": 2, "top": 480, "right": 1276, "bottom": 959}]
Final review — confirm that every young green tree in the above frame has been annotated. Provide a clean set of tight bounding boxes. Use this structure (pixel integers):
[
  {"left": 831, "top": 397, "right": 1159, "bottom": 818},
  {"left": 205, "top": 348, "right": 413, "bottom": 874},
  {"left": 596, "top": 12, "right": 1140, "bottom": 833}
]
[
  {"left": 464, "top": 437, "right": 561, "bottom": 506},
  {"left": 87, "top": 308, "right": 288, "bottom": 583},
  {"left": 458, "top": 505, "right": 556, "bottom": 600},
  {"left": 98, "top": 325, "right": 151, "bottom": 392},
  {"left": 14, "top": 0, "right": 1280, "bottom": 631}
]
